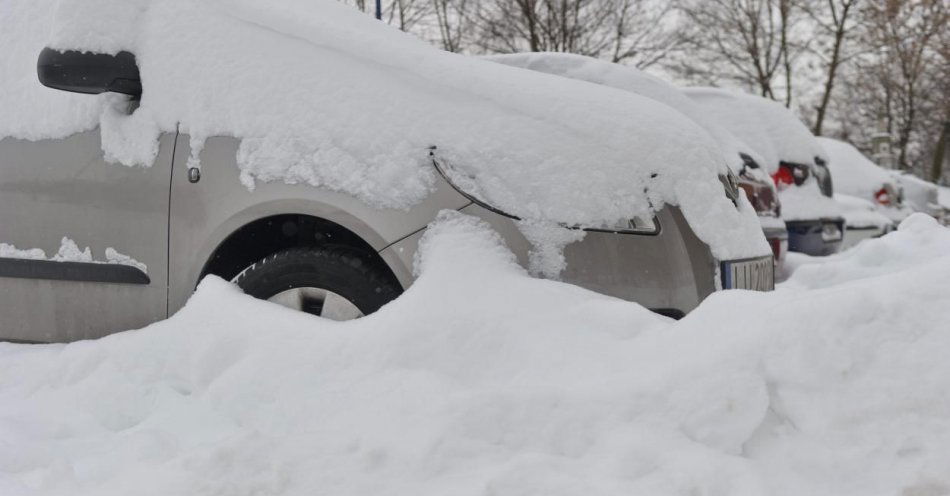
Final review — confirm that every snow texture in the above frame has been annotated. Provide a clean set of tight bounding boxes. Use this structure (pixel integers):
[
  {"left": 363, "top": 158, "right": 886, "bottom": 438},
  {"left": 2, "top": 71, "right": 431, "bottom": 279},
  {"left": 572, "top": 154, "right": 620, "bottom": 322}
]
[
  {"left": 816, "top": 137, "right": 894, "bottom": 200},
  {"left": 891, "top": 171, "right": 940, "bottom": 216},
  {"left": 835, "top": 194, "right": 893, "bottom": 229},
  {"left": 0, "top": 0, "right": 767, "bottom": 261},
  {"left": 1, "top": 211, "right": 949, "bottom": 496},
  {"left": 485, "top": 53, "right": 770, "bottom": 178},
  {"left": 0, "top": 237, "right": 147, "bottom": 273},
  {"left": 774, "top": 179, "right": 842, "bottom": 221},
  {"left": 0, "top": 0, "right": 107, "bottom": 141}
]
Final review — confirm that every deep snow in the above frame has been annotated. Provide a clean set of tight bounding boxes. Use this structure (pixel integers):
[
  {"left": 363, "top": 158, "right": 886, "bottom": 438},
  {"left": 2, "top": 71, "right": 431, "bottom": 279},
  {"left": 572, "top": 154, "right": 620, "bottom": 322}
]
[{"left": 2, "top": 212, "right": 950, "bottom": 496}]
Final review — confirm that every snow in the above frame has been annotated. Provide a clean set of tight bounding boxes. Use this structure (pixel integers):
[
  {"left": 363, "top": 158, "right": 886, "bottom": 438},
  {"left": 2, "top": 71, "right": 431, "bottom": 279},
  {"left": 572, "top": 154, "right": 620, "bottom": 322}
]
[
  {"left": 684, "top": 88, "right": 829, "bottom": 173},
  {"left": 0, "top": 0, "right": 767, "bottom": 262},
  {"left": 816, "top": 137, "right": 893, "bottom": 200},
  {"left": 485, "top": 53, "right": 770, "bottom": 177},
  {"left": 0, "top": 0, "right": 105, "bottom": 141},
  {"left": 2, "top": 211, "right": 950, "bottom": 495},
  {"left": 835, "top": 194, "right": 893, "bottom": 229},
  {"left": 892, "top": 171, "right": 941, "bottom": 216},
  {"left": 0, "top": 237, "right": 147, "bottom": 273},
  {"left": 683, "top": 88, "right": 781, "bottom": 173},
  {"left": 773, "top": 179, "right": 842, "bottom": 221}
]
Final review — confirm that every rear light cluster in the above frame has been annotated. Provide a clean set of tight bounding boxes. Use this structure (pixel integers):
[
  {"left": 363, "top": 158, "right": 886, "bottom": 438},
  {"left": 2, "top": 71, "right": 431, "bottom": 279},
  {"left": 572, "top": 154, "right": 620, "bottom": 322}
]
[
  {"left": 875, "top": 187, "right": 891, "bottom": 206},
  {"left": 771, "top": 162, "right": 809, "bottom": 189},
  {"left": 768, "top": 237, "right": 783, "bottom": 261},
  {"left": 738, "top": 176, "right": 781, "bottom": 217}
]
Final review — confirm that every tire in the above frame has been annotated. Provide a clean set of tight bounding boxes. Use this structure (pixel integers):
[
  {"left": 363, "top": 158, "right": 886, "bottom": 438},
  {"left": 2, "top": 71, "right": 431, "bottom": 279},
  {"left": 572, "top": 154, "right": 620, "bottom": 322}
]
[{"left": 232, "top": 246, "right": 401, "bottom": 320}]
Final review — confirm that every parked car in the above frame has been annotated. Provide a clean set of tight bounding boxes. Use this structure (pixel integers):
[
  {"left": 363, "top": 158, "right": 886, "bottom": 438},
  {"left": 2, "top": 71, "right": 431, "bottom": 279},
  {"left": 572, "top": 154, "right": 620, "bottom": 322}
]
[
  {"left": 685, "top": 88, "right": 846, "bottom": 256},
  {"left": 0, "top": 3, "right": 772, "bottom": 342},
  {"left": 890, "top": 170, "right": 944, "bottom": 219},
  {"left": 817, "top": 137, "right": 912, "bottom": 223},
  {"left": 485, "top": 53, "right": 787, "bottom": 264}
]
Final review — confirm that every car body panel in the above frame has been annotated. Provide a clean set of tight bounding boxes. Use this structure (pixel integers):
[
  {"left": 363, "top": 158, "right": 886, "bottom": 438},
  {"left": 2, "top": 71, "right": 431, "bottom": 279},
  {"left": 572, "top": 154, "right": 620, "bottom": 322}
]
[
  {"left": 167, "top": 134, "right": 469, "bottom": 313},
  {"left": 0, "top": 129, "right": 173, "bottom": 341}
]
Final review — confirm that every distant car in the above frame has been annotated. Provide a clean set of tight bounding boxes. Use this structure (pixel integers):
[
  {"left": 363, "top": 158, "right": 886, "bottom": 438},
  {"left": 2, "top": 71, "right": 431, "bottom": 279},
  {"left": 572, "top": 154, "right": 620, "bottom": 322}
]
[
  {"left": 685, "top": 88, "right": 845, "bottom": 256},
  {"left": 485, "top": 53, "right": 787, "bottom": 264},
  {"left": 817, "top": 137, "right": 911, "bottom": 224},
  {"left": 890, "top": 170, "right": 943, "bottom": 218},
  {"left": 0, "top": 19, "right": 772, "bottom": 342},
  {"left": 833, "top": 194, "right": 895, "bottom": 249}
]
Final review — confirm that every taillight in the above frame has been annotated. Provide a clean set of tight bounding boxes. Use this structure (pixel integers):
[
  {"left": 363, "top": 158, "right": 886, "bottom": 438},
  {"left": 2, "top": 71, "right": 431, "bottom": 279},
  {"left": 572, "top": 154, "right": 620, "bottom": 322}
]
[
  {"left": 874, "top": 187, "right": 891, "bottom": 206},
  {"left": 769, "top": 238, "right": 782, "bottom": 261},
  {"left": 772, "top": 165, "right": 796, "bottom": 188}
]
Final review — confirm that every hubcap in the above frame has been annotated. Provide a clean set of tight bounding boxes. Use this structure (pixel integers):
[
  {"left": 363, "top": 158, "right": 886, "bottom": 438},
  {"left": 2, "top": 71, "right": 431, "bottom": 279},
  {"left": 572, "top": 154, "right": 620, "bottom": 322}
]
[{"left": 267, "top": 287, "right": 364, "bottom": 321}]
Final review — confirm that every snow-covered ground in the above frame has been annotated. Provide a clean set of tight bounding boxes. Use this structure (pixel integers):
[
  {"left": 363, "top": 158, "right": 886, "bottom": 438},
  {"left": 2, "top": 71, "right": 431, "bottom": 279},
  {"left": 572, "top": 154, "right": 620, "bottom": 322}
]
[{"left": 2, "top": 211, "right": 949, "bottom": 496}]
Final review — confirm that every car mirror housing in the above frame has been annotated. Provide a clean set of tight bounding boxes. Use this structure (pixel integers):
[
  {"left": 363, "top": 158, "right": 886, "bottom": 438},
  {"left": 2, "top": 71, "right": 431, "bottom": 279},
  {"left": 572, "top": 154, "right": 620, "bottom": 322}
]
[{"left": 37, "top": 47, "right": 142, "bottom": 97}]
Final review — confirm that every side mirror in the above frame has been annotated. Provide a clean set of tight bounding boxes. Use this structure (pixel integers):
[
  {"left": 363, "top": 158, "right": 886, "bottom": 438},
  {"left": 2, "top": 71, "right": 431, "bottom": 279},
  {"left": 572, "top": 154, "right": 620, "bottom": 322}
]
[{"left": 37, "top": 47, "right": 141, "bottom": 97}]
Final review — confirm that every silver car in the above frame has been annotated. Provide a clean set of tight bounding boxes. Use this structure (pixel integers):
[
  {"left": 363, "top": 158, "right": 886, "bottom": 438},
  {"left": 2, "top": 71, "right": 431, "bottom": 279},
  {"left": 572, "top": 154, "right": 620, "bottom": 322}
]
[{"left": 0, "top": 49, "right": 773, "bottom": 343}]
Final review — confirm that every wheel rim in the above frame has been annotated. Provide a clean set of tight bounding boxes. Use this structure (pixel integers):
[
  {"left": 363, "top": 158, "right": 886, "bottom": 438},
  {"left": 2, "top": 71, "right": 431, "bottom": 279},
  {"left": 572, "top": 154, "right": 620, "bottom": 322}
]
[{"left": 267, "top": 287, "right": 364, "bottom": 321}]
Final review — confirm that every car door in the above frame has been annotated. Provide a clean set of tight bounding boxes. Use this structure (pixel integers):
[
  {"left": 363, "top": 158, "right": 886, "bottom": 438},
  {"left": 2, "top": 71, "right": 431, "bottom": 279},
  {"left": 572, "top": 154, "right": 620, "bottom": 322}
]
[{"left": 0, "top": 128, "right": 174, "bottom": 342}]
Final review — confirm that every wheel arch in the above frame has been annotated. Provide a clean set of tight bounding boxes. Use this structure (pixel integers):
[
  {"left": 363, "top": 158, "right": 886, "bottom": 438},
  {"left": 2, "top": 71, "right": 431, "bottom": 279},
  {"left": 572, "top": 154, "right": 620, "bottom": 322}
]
[{"left": 189, "top": 200, "right": 408, "bottom": 296}]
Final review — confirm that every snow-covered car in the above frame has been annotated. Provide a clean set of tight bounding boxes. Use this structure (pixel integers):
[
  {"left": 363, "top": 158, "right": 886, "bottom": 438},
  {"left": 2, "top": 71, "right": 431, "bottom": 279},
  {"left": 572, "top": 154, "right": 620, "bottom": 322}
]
[
  {"left": 485, "top": 53, "right": 788, "bottom": 264},
  {"left": 817, "top": 137, "right": 911, "bottom": 223},
  {"left": 833, "top": 194, "right": 895, "bottom": 249},
  {"left": 0, "top": 0, "right": 772, "bottom": 342},
  {"left": 891, "top": 170, "right": 944, "bottom": 219},
  {"left": 685, "top": 88, "right": 846, "bottom": 256}
]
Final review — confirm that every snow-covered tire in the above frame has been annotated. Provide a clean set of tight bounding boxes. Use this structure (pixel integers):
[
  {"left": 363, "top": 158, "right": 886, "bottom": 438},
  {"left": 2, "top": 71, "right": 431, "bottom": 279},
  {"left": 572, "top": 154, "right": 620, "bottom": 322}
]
[{"left": 232, "top": 246, "right": 401, "bottom": 319}]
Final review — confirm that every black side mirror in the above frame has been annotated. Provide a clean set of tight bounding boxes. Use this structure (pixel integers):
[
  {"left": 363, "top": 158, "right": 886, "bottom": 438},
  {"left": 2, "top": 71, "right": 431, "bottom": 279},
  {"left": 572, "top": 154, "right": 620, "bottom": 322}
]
[{"left": 37, "top": 47, "right": 141, "bottom": 97}]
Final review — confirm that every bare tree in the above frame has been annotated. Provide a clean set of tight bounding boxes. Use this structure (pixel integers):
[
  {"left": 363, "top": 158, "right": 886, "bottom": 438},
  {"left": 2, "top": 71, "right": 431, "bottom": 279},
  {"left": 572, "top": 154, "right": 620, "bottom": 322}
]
[
  {"left": 861, "top": 0, "right": 947, "bottom": 170},
  {"left": 608, "top": 0, "right": 684, "bottom": 67},
  {"left": 432, "top": 0, "right": 472, "bottom": 52},
  {"left": 801, "top": 0, "right": 859, "bottom": 135},
  {"left": 675, "top": 0, "right": 803, "bottom": 103},
  {"left": 465, "top": 0, "right": 680, "bottom": 67}
]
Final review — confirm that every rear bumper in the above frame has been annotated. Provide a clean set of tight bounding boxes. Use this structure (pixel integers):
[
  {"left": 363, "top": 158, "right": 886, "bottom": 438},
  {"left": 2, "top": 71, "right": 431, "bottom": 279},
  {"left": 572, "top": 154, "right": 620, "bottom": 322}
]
[
  {"left": 785, "top": 217, "right": 845, "bottom": 256},
  {"left": 760, "top": 219, "right": 788, "bottom": 264}
]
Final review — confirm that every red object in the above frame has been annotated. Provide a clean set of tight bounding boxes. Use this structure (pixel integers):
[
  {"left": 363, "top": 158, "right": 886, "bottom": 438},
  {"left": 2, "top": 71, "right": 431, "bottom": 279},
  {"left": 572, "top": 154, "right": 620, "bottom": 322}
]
[
  {"left": 772, "top": 165, "right": 795, "bottom": 188},
  {"left": 768, "top": 237, "right": 782, "bottom": 261},
  {"left": 874, "top": 187, "right": 891, "bottom": 206}
]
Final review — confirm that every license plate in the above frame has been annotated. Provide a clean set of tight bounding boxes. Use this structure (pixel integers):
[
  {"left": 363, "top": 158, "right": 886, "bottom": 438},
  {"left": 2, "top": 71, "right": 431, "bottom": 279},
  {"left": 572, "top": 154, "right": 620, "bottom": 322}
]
[
  {"left": 821, "top": 221, "right": 843, "bottom": 242},
  {"left": 722, "top": 256, "right": 774, "bottom": 291}
]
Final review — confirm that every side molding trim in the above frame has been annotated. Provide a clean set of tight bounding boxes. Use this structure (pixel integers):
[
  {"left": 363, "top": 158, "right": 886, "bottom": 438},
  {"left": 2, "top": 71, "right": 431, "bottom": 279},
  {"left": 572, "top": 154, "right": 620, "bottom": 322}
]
[{"left": 0, "top": 258, "right": 150, "bottom": 285}]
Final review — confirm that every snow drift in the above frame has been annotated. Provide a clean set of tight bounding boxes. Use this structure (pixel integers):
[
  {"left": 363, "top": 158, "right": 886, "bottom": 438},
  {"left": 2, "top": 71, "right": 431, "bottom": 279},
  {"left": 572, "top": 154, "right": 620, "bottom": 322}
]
[{"left": 2, "top": 212, "right": 950, "bottom": 496}]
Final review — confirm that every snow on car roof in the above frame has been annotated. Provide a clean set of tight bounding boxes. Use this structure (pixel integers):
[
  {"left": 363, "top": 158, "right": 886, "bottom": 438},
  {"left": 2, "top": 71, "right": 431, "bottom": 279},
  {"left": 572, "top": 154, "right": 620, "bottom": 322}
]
[
  {"left": 816, "top": 137, "right": 895, "bottom": 200},
  {"left": 2, "top": 0, "right": 767, "bottom": 260},
  {"left": 683, "top": 88, "right": 782, "bottom": 174},
  {"left": 485, "top": 52, "right": 769, "bottom": 176},
  {"left": 685, "top": 88, "right": 829, "bottom": 173}
]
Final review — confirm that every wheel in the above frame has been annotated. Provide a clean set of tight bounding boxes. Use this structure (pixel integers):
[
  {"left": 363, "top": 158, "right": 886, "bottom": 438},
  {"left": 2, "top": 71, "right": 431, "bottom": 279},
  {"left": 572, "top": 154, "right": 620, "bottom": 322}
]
[{"left": 231, "top": 246, "right": 401, "bottom": 320}]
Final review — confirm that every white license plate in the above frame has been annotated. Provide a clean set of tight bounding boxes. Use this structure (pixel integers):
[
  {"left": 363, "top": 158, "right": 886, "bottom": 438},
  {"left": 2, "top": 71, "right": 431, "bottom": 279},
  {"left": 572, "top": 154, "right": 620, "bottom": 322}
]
[
  {"left": 722, "top": 256, "right": 774, "bottom": 291},
  {"left": 821, "top": 221, "right": 843, "bottom": 242}
]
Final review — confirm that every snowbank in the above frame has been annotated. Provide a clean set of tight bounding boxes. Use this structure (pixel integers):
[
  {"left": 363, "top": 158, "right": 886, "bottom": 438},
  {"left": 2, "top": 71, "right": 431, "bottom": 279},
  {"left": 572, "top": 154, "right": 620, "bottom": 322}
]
[
  {"left": 0, "top": 0, "right": 766, "bottom": 261},
  {"left": 2, "top": 211, "right": 950, "bottom": 496}
]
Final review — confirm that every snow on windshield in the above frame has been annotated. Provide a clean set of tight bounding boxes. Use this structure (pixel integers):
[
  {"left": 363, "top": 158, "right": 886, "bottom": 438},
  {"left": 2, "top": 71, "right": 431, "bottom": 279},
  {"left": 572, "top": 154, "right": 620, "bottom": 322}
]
[
  {"left": 485, "top": 53, "right": 771, "bottom": 177},
  {"left": 0, "top": 0, "right": 768, "bottom": 261}
]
